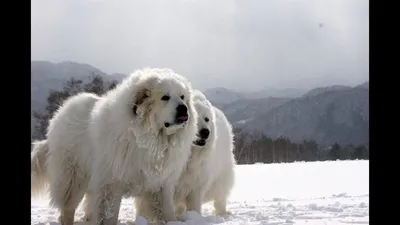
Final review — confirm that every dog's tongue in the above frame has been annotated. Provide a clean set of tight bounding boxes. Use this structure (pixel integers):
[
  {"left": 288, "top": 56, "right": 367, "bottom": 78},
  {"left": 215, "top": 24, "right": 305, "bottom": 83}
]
[{"left": 178, "top": 116, "right": 187, "bottom": 121}]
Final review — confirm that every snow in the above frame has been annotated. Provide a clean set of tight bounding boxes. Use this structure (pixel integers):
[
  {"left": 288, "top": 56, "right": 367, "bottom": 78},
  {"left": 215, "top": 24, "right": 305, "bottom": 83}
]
[{"left": 31, "top": 160, "right": 369, "bottom": 225}]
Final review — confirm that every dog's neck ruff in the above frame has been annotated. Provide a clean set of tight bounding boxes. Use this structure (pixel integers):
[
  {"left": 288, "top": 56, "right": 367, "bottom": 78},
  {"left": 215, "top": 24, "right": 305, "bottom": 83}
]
[
  {"left": 188, "top": 140, "right": 215, "bottom": 164},
  {"left": 128, "top": 117, "right": 187, "bottom": 154}
]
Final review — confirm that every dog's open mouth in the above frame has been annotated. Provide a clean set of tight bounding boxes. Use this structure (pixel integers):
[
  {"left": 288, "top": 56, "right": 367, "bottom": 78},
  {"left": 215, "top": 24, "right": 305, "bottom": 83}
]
[{"left": 193, "top": 139, "right": 206, "bottom": 146}]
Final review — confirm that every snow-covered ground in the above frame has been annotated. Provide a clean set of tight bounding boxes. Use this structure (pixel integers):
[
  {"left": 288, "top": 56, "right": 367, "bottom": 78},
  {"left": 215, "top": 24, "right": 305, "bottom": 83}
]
[{"left": 31, "top": 160, "right": 369, "bottom": 225}]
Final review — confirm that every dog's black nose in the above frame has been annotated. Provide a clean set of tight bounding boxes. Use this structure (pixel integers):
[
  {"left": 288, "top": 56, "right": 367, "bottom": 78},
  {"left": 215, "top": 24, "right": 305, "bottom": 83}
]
[
  {"left": 176, "top": 104, "right": 188, "bottom": 116},
  {"left": 199, "top": 128, "right": 210, "bottom": 139},
  {"left": 176, "top": 104, "right": 188, "bottom": 122}
]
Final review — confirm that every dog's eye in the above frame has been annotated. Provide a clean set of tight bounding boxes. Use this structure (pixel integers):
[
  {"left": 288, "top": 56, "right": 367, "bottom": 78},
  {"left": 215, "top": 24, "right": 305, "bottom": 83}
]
[
  {"left": 180, "top": 95, "right": 185, "bottom": 100},
  {"left": 205, "top": 117, "right": 209, "bottom": 122},
  {"left": 161, "top": 95, "right": 170, "bottom": 101}
]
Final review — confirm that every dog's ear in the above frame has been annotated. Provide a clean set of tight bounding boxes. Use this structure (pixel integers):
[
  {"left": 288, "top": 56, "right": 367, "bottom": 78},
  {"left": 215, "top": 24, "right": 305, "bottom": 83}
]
[
  {"left": 132, "top": 76, "right": 159, "bottom": 116},
  {"left": 133, "top": 88, "right": 151, "bottom": 115}
]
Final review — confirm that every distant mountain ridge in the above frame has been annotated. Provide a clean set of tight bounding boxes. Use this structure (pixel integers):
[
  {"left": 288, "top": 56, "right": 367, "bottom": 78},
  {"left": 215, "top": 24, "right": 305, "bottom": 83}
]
[
  {"left": 31, "top": 61, "right": 126, "bottom": 112},
  {"left": 241, "top": 86, "right": 369, "bottom": 147},
  {"left": 203, "top": 87, "right": 308, "bottom": 104},
  {"left": 31, "top": 61, "right": 127, "bottom": 135},
  {"left": 302, "top": 85, "right": 352, "bottom": 98},
  {"left": 31, "top": 61, "right": 369, "bottom": 147}
]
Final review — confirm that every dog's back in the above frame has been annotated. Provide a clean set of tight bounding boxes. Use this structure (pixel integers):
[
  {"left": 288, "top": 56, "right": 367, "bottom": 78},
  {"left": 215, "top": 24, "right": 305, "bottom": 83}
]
[{"left": 46, "top": 92, "right": 101, "bottom": 175}]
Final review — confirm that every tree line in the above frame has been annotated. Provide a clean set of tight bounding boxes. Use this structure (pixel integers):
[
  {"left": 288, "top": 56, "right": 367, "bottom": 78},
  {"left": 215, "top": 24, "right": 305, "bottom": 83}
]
[
  {"left": 32, "top": 75, "right": 369, "bottom": 164},
  {"left": 233, "top": 128, "right": 369, "bottom": 164}
]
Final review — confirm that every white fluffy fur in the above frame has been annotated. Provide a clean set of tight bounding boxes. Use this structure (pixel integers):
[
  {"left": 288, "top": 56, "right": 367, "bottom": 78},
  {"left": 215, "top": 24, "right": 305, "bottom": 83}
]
[
  {"left": 30, "top": 68, "right": 198, "bottom": 225},
  {"left": 135, "top": 90, "right": 236, "bottom": 221},
  {"left": 31, "top": 139, "right": 50, "bottom": 197}
]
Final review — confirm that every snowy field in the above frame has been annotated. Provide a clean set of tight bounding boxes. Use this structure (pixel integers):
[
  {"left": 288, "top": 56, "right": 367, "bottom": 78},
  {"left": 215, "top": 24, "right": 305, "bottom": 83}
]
[{"left": 31, "top": 160, "right": 369, "bottom": 225}]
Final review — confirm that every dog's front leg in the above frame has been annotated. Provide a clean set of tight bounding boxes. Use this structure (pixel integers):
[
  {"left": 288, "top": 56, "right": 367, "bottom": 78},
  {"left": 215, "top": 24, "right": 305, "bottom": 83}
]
[
  {"left": 92, "top": 182, "right": 123, "bottom": 225},
  {"left": 161, "top": 184, "right": 177, "bottom": 222},
  {"left": 186, "top": 189, "right": 203, "bottom": 215}
]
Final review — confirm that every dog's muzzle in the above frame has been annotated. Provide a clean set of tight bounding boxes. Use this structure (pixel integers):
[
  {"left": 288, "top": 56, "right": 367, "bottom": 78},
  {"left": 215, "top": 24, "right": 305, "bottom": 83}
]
[
  {"left": 175, "top": 104, "right": 189, "bottom": 124},
  {"left": 193, "top": 139, "right": 207, "bottom": 146}
]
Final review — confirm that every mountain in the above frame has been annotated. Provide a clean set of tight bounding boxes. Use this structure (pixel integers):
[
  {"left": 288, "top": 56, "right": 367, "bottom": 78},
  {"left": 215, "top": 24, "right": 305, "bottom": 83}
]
[
  {"left": 356, "top": 81, "right": 369, "bottom": 89},
  {"left": 251, "top": 87, "right": 308, "bottom": 99},
  {"left": 203, "top": 82, "right": 368, "bottom": 147},
  {"left": 203, "top": 87, "right": 247, "bottom": 104},
  {"left": 31, "top": 61, "right": 126, "bottom": 134},
  {"left": 31, "top": 61, "right": 126, "bottom": 112},
  {"left": 216, "top": 97, "right": 291, "bottom": 125},
  {"left": 240, "top": 86, "right": 369, "bottom": 147},
  {"left": 302, "top": 85, "right": 352, "bottom": 98},
  {"left": 203, "top": 87, "right": 307, "bottom": 105},
  {"left": 31, "top": 60, "right": 369, "bottom": 147}
]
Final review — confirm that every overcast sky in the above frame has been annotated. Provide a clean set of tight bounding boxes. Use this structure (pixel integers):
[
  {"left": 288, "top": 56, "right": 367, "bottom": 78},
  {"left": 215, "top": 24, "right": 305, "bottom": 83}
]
[{"left": 31, "top": 0, "right": 368, "bottom": 91}]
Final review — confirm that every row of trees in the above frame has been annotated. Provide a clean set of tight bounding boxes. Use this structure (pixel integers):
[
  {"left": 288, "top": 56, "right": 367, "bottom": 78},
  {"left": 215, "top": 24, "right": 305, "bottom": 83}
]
[
  {"left": 32, "top": 75, "right": 369, "bottom": 164},
  {"left": 32, "top": 74, "right": 118, "bottom": 140},
  {"left": 233, "top": 128, "right": 369, "bottom": 164}
]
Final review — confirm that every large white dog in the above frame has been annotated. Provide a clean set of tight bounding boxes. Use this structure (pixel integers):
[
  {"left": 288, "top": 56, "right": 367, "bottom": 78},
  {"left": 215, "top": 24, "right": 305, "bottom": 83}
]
[
  {"left": 31, "top": 68, "right": 198, "bottom": 225},
  {"left": 135, "top": 90, "right": 236, "bottom": 221}
]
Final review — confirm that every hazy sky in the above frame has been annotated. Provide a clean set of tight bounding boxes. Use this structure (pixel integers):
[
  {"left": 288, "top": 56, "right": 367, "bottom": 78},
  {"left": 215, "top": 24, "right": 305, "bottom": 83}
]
[{"left": 31, "top": 0, "right": 368, "bottom": 91}]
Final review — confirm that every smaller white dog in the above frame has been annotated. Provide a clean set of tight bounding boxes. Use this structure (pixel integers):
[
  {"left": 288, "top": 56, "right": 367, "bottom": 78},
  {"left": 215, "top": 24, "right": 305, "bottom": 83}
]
[{"left": 135, "top": 90, "right": 236, "bottom": 221}]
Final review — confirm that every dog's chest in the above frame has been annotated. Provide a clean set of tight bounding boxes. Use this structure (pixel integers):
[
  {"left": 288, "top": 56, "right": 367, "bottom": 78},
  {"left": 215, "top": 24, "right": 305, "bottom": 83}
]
[
  {"left": 122, "top": 139, "right": 188, "bottom": 193},
  {"left": 138, "top": 159, "right": 175, "bottom": 190},
  {"left": 179, "top": 158, "right": 210, "bottom": 190},
  {"left": 121, "top": 167, "right": 169, "bottom": 196}
]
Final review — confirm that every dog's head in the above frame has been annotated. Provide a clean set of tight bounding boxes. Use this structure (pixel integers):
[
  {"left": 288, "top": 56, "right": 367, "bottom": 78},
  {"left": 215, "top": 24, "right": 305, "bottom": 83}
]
[
  {"left": 191, "top": 90, "right": 217, "bottom": 148},
  {"left": 130, "top": 68, "right": 196, "bottom": 136}
]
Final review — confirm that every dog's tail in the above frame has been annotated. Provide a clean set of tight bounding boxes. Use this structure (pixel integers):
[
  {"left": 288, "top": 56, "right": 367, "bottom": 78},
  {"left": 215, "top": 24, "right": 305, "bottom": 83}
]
[{"left": 31, "top": 139, "right": 49, "bottom": 197}]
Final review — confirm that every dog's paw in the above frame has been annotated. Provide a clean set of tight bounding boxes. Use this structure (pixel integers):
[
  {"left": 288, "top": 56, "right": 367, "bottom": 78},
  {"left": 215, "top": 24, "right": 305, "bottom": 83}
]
[
  {"left": 175, "top": 204, "right": 186, "bottom": 216},
  {"left": 224, "top": 210, "right": 233, "bottom": 215},
  {"left": 176, "top": 214, "right": 186, "bottom": 222},
  {"left": 164, "top": 216, "right": 178, "bottom": 223},
  {"left": 80, "top": 214, "right": 92, "bottom": 222},
  {"left": 213, "top": 209, "right": 232, "bottom": 216}
]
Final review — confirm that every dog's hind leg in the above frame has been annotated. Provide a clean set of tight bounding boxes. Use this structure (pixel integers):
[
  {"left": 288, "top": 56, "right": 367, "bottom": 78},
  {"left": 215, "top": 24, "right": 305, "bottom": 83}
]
[
  {"left": 54, "top": 179, "right": 88, "bottom": 225},
  {"left": 48, "top": 165, "right": 88, "bottom": 225},
  {"left": 56, "top": 180, "right": 87, "bottom": 225}
]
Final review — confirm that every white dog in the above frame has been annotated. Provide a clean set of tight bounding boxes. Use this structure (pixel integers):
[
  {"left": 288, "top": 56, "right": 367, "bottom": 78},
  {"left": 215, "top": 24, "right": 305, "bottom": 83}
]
[
  {"left": 135, "top": 90, "right": 236, "bottom": 221},
  {"left": 31, "top": 68, "right": 198, "bottom": 225}
]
